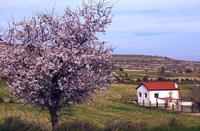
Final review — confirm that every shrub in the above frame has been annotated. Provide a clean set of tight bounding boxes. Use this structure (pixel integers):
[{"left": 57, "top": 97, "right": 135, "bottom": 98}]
[
  {"left": 119, "top": 68, "right": 124, "bottom": 72},
  {"left": 136, "top": 79, "right": 142, "bottom": 83},
  {"left": 8, "top": 98, "right": 14, "bottom": 103},
  {"left": 185, "top": 69, "right": 192, "bottom": 73},
  {"left": 105, "top": 120, "right": 147, "bottom": 131},
  {"left": 0, "top": 117, "right": 44, "bottom": 131},
  {"left": 168, "top": 117, "right": 181, "bottom": 128},
  {"left": 151, "top": 117, "right": 183, "bottom": 131},
  {"left": 143, "top": 76, "right": 149, "bottom": 82},
  {"left": 0, "top": 97, "right": 4, "bottom": 103},
  {"left": 157, "top": 76, "right": 166, "bottom": 82},
  {"left": 56, "top": 121, "right": 100, "bottom": 131}
]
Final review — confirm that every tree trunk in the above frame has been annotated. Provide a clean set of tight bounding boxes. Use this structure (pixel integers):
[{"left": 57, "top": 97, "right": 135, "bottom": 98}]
[{"left": 49, "top": 108, "right": 58, "bottom": 131}]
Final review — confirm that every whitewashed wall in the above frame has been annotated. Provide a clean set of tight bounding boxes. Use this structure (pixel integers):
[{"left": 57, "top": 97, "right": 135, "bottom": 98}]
[
  {"left": 137, "top": 85, "right": 179, "bottom": 106},
  {"left": 149, "top": 90, "right": 179, "bottom": 105},
  {"left": 137, "top": 85, "right": 149, "bottom": 104}
]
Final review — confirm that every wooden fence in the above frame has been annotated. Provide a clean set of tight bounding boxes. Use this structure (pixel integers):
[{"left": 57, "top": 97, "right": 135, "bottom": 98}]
[{"left": 130, "top": 100, "right": 200, "bottom": 113}]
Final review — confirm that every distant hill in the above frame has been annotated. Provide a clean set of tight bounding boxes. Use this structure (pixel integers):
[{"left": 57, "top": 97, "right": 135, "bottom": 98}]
[
  {"left": 1, "top": 43, "right": 199, "bottom": 73},
  {"left": 113, "top": 54, "right": 200, "bottom": 72}
]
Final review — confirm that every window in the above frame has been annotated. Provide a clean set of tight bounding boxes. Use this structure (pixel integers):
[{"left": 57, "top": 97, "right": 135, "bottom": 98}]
[
  {"left": 154, "top": 93, "right": 159, "bottom": 98},
  {"left": 145, "top": 93, "right": 147, "bottom": 98},
  {"left": 139, "top": 92, "right": 142, "bottom": 97}
]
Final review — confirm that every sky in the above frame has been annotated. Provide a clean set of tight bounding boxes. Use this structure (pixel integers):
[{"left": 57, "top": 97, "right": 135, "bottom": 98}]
[{"left": 0, "top": 0, "right": 200, "bottom": 61}]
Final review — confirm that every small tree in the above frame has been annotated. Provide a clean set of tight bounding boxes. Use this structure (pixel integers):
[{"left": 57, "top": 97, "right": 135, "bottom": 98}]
[
  {"left": 191, "top": 84, "right": 200, "bottom": 102},
  {"left": 185, "top": 68, "right": 192, "bottom": 73},
  {"left": 0, "top": 1, "right": 113, "bottom": 130},
  {"left": 143, "top": 76, "right": 149, "bottom": 82},
  {"left": 158, "top": 67, "right": 165, "bottom": 77}
]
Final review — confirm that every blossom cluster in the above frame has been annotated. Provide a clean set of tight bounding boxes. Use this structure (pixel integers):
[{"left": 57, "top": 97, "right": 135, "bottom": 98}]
[{"left": 0, "top": 1, "right": 113, "bottom": 110}]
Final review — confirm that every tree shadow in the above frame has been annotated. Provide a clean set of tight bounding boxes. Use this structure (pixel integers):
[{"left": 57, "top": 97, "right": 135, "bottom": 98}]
[
  {"left": 150, "top": 117, "right": 200, "bottom": 131},
  {"left": 150, "top": 125, "right": 200, "bottom": 131},
  {"left": 0, "top": 117, "right": 44, "bottom": 131},
  {"left": 55, "top": 120, "right": 101, "bottom": 131}
]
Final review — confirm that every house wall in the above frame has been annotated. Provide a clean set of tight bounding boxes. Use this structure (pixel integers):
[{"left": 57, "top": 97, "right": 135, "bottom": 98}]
[
  {"left": 137, "top": 85, "right": 149, "bottom": 104},
  {"left": 149, "top": 90, "right": 179, "bottom": 105}
]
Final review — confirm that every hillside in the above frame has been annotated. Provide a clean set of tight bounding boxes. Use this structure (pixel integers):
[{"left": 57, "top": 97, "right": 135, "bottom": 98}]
[
  {"left": 113, "top": 54, "right": 200, "bottom": 72},
  {"left": 1, "top": 43, "right": 199, "bottom": 73}
]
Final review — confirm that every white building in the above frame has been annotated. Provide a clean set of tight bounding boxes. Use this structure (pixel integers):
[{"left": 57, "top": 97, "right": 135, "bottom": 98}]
[{"left": 136, "top": 82, "right": 180, "bottom": 107}]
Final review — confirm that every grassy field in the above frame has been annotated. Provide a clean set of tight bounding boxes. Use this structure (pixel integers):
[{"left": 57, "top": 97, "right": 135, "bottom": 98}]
[
  {"left": 115, "top": 71, "right": 198, "bottom": 79},
  {"left": 0, "top": 79, "right": 200, "bottom": 130}
]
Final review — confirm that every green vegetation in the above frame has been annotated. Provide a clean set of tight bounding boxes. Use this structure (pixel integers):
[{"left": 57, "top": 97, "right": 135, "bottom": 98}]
[
  {"left": 0, "top": 81, "right": 10, "bottom": 98},
  {"left": 0, "top": 117, "right": 44, "bottom": 131},
  {"left": 0, "top": 78, "right": 200, "bottom": 130},
  {"left": 0, "top": 68, "right": 200, "bottom": 131},
  {"left": 114, "top": 71, "right": 200, "bottom": 86},
  {"left": 115, "top": 70, "right": 197, "bottom": 78}
]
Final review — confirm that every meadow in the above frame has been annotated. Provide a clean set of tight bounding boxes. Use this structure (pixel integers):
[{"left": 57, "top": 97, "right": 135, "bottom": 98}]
[
  {"left": 115, "top": 70, "right": 198, "bottom": 79},
  {"left": 0, "top": 74, "right": 200, "bottom": 131}
]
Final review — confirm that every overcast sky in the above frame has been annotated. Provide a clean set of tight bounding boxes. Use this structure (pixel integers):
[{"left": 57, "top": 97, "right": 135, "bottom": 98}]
[{"left": 0, "top": 0, "right": 200, "bottom": 61}]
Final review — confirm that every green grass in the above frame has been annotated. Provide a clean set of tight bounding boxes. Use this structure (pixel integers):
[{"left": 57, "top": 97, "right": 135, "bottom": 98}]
[
  {"left": 115, "top": 71, "right": 198, "bottom": 79},
  {"left": 178, "top": 84, "right": 193, "bottom": 98},
  {"left": 68, "top": 84, "right": 200, "bottom": 128},
  {"left": 0, "top": 80, "right": 200, "bottom": 130},
  {"left": 0, "top": 80, "right": 7, "bottom": 87},
  {"left": 0, "top": 81, "right": 11, "bottom": 99},
  {"left": 179, "top": 84, "right": 193, "bottom": 89},
  {"left": 115, "top": 71, "right": 158, "bottom": 79}
]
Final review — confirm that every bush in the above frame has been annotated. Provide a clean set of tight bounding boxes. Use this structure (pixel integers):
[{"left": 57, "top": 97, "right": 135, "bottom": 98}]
[
  {"left": 56, "top": 121, "right": 100, "bottom": 131},
  {"left": 105, "top": 120, "right": 147, "bottom": 131},
  {"left": 150, "top": 117, "right": 184, "bottom": 131},
  {"left": 168, "top": 117, "right": 181, "bottom": 128},
  {"left": 185, "top": 69, "right": 192, "bottom": 73},
  {"left": 8, "top": 98, "right": 14, "bottom": 103},
  {"left": 157, "top": 76, "right": 166, "bottom": 82},
  {"left": 119, "top": 68, "right": 124, "bottom": 72},
  {"left": 0, "top": 97, "right": 4, "bottom": 103},
  {"left": 0, "top": 117, "right": 44, "bottom": 131},
  {"left": 143, "top": 76, "right": 149, "bottom": 82},
  {"left": 136, "top": 79, "right": 142, "bottom": 83}
]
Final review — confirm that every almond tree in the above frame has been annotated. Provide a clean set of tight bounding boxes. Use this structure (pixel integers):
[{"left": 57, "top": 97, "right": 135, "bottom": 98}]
[{"left": 0, "top": 1, "right": 113, "bottom": 130}]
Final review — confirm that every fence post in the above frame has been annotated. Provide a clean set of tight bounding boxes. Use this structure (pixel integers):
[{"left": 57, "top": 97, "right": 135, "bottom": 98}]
[
  {"left": 198, "top": 101, "right": 200, "bottom": 113},
  {"left": 149, "top": 101, "right": 151, "bottom": 108},
  {"left": 176, "top": 100, "right": 179, "bottom": 109},
  {"left": 165, "top": 102, "right": 167, "bottom": 109},
  {"left": 181, "top": 105, "right": 183, "bottom": 112},
  {"left": 143, "top": 100, "right": 145, "bottom": 106},
  {"left": 156, "top": 98, "right": 158, "bottom": 108},
  {"left": 172, "top": 104, "right": 174, "bottom": 110},
  {"left": 192, "top": 104, "right": 194, "bottom": 113}
]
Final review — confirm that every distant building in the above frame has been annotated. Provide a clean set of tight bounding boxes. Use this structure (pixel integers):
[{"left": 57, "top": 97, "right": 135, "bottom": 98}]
[{"left": 136, "top": 82, "right": 180, "bottom": 107}]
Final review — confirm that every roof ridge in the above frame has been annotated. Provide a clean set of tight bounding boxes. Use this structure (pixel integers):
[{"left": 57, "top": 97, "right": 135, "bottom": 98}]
[{"left": 138, "top": 81, "right": 179, "bottom": 91}]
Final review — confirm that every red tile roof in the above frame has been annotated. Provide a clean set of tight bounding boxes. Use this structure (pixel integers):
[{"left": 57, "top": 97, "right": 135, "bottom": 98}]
[{"left": 137, "top": 82, "right": 179, "bottom": 91}]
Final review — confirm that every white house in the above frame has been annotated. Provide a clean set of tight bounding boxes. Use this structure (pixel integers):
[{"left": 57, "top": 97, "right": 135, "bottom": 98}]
[{"left": 136, "top": 82, "right": 180, "bottom": 107}]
